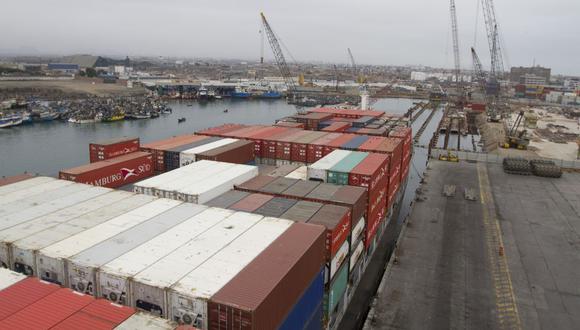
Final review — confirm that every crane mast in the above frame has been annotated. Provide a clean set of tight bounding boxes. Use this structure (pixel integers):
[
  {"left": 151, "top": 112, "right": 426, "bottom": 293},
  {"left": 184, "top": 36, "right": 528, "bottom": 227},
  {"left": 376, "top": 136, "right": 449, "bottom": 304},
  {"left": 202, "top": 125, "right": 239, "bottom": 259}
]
[
  {"left": 450, "top": 0, "right": 461, "bottom": 84},
  {"left": 347, "top": 48, "right": 359, "bottom": 82},
  {"left": 260, "top": 12, "right": 297, "bottom": 98},
  {"left": 481, "top": 0, "right": 504, "bottom": 79},
  {"left": 471, "top": 47, "right": 486, "bottom": 88}
]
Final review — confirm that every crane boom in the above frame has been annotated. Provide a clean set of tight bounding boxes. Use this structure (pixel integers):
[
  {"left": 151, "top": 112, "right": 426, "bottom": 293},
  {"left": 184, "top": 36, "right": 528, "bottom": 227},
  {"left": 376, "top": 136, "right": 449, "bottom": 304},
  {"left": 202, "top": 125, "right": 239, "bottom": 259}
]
[
  {"left": 471, "top": 47, "right": 486, "bottom": 87},
  {"left": 260, "top": 12, "right": 297, "bottom": 96},
  {"left": 347, "top": 48, "right": 358, "bottom": 80},
  {"left": 481, "top": 0, "right": 504, "bottom": 78},
  {"left": 450, "top": 0, "right": 461, "bottom": 83}
]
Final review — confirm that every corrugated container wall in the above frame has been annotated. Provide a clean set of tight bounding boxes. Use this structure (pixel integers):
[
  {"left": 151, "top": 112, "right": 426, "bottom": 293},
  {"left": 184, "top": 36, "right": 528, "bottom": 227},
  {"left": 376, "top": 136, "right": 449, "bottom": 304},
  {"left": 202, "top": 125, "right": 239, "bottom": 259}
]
[{"left": 90, "top": 137, "right": 140, "bottom": 163}]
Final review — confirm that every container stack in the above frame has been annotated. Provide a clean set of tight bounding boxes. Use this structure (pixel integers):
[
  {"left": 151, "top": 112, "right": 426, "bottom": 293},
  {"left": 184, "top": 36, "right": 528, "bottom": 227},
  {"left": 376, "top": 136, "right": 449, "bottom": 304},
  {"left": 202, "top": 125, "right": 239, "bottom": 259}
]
[
  {"left": 389, "top": 126, "right": 413, "bottom": 181},
  {"left": 140, "top": 134, "right": 208, "bottom": 172},
  {"left": 89, "top": 137, "right": 140, "bottom": 163},
  {"left": 0, "top": 271, "right": 177, "bottom": 329},
  {"left": 133, "top": 160, "right": 258, "bottom": 204},
  {"left": 60, "top": 152, "right": 154, "bottom": 188}
]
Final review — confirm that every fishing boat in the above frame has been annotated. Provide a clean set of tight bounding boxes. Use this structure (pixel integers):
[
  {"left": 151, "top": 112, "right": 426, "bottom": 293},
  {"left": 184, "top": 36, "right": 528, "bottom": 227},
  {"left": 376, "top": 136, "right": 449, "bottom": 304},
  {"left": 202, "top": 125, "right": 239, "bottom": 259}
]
[
  {"left": 101, "top": 114, "right": 125, "bottom": 122},
  {"left": 128, "top": 112, "right": 151, "bottom": 120},
  {"left": 178, "top": 117, "right": 186, "bottom": 123},
  {"left": 68, "top": 117, "right": 97, "bottom": 124},
  {"left": 258, "top": 90, "right": 282, "bottom": 99},
  {"left": 0, "top": 114, "right": 23, "bottom": 128},
  {"left": 20, "top": 112, "right": 33, "bottom": 124},
  {"left": 39, "top": 111, "right": 60, "bottom": 121},
  {"left": 230, "top": 86, "right": 251, "bottom": 99},
  {"left": 198, "top": 87, "right": 209, "bottom": 101}
]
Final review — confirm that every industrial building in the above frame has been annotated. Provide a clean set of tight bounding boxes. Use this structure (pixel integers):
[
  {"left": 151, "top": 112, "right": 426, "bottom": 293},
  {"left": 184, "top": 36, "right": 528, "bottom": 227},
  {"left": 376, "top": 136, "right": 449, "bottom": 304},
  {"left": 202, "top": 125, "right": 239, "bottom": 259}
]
[{"left": 510, "top": 66, "right": 551, "bottom": 83}]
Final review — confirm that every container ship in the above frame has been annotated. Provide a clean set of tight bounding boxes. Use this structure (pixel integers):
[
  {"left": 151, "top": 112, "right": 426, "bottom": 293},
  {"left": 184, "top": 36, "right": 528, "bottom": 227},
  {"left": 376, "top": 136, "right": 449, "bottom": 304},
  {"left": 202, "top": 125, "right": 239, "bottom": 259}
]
[{"left": 0, "top": 107, "right": 411, "bottom": 330}]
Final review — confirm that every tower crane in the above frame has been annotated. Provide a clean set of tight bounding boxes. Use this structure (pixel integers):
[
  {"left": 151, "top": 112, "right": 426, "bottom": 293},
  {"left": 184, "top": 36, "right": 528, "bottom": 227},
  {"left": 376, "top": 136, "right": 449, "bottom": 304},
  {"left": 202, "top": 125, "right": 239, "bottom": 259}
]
[{"left": 260, "top": 12, "right": 297, "bottom": 100}]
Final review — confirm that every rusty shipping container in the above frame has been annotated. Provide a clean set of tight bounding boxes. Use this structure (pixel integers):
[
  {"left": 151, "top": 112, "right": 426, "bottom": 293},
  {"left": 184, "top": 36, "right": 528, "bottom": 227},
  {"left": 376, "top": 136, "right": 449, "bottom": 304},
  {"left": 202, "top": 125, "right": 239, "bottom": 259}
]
[
  {"left": 229, "top": 193, "right": 274, "bottom": 212},
  {"left": 208, "top": 223, "right": 326, "bottom": 330},
  {"left": 89, "top": 137, "right": 140, "bottom": 163},
  {"left": 196, "top": 140, "right": 255, "bottom": 164},
  {"left": 59, "top": 152, "right": 153, "bottom": 188}
]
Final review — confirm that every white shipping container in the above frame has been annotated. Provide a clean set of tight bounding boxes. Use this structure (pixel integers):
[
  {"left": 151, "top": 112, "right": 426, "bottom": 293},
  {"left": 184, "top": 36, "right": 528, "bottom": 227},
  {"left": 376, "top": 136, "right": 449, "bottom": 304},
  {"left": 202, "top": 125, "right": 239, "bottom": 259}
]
[
  {"left": 0, "top": 267, "right": 26, "bottom": 291},
  {"left": 285, "top": 166, "right": 308, "bottom": 180},
  {"left": 0, "top": 179, "right": 73, "bottom": 207},
  {"left": 307, "top": 150, "right": 352, "bottom": 182},
  {"left": 67, "top": 202, "right": 202, "bottom": 297},
  {"left": 179, "top": 138, "right": 238, "bottom": 167},
  {"left": 35, "top": 199, "right": 180, "bottom": 286},
  {"left": 325, "top": 239, "right": 349, "bottom": 285},
  {"left": 350, "top": 240, "right": 364, "bottom": 272},
  {"left": 154, "top": 163, "right": 235, "bottom": 199},
  {"left": 169, "top": 217, "right": 293, "bottom": 328},
  {"left": 0, "top": 190, "right": 131, "bottom": 272},
  {"left": 0, "top": 184, "right": 110, "bottom": 232},
  {"left": 177, "top": 165, "right": 258, "bottom": 204},
  {"left": 9, "top": 194, "right": 154, "bottom": 278},
  {"left": 130, "top": 210, "right": 263, "bottom": 318},
  {"left": 133, "top": 160, "right": 217, "bottom": 196},
  {"left": 98, "top": 206, "right": 231, "bottom": 305},
  {"left": 351, "top": 216, "right": 366, "bottom": 247},
  {"left": 0, "top": 176, "right": 55, "bottom": 196},
  {"left": 115, "top": 312, "right": 176, "bottom": 330}
]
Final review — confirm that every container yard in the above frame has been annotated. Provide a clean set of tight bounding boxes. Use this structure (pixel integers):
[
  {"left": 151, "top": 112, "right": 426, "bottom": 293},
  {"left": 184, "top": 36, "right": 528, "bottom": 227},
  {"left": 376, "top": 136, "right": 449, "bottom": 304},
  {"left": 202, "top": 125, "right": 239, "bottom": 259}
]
[{"left": 0, "top": 110, "right": 412, "bottom": 330}]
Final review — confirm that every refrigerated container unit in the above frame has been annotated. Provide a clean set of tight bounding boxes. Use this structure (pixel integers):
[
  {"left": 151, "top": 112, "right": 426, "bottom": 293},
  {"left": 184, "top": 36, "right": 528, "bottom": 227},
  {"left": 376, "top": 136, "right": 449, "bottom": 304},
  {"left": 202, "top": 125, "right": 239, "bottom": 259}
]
[
  {"left": 326, "top": 152, "right": 368, "bottom": 185},
  {"left": 116, "top": 312, "right": 178, "bottom": 329},
  {"left": 59, "top": 152, "right": 154, "bottom": 188},
  {"left": 67, "top": 203, "right": 205, "bottom": 297},
  {"left": 97, "top": 207, "right": 231, "bottom": 306},
  {"left": 195, "top": 140, "right": 255, "bottom": 165},
  {"left": 307, "top": 150, "right": 352, "bottom": 182},
  {"left": 179, "top": 138, "right": 239, "bottom": 167},
  {"left": 90, "top": 137, "right": 140, "bottom": 163},
  {"left": 163, "top": 136, "right": 221, "bottom": 171},
  {"left": 175, "top": 165, "right": 258, "bottom": 204},
  {"left": 0, "top": 267, "right": 26, "bottom": 291},
  {"left": 133, "top": 160, "right": 224, "bottom": 197},
  {"left": 285, "top": 165, "right": 308, "bottom": 180},
  {"left": 205, "top": 190, "right": 250, "bottom": 209},
  {"left": 208, "top": 223, "right": 326, "bottom": 330},
  {"left": 128, "top": 211, "right": 263, "bottom": 318},
  {"left": 0, "top": 190, "right": 133, "bottom": 273},
  {"left": 6, "top": 194, "right": 155, "bottom": 278},
  {"left": 0, "top": 178, "right": 73, "bottom": 208},
  {"left": 35, "top": 199, "right": 181, "bottom": 286},
  {"left": 168, "top": 217, "right": 293, "bottom": 329}
]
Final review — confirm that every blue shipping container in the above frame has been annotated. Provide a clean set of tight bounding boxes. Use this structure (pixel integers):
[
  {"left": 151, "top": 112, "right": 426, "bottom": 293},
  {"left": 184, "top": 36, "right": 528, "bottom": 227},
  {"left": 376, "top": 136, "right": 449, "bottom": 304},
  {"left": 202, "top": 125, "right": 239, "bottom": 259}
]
[
  {"left": 279, "top": 267, "right": 324, "bottom": 330},
  {"left": 341, "top": 135, "right": 369, "bottom": 150},
  {"left": 304, "top": 302, "right": 323, "bottom": 330}
]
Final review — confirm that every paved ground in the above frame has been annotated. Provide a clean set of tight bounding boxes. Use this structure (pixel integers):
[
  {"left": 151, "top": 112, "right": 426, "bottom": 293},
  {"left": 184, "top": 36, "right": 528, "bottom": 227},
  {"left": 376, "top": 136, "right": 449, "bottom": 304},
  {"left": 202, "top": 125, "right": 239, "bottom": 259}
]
[{"left": 364, "top": 160, "right": 580, "bottom": 330}]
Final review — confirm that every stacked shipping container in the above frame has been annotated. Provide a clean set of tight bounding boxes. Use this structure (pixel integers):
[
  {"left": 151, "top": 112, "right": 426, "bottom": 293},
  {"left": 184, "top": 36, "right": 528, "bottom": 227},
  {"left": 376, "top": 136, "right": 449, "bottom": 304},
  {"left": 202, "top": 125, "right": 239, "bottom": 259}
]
[{"left": 89, "top": 137, "right": 140, "bottom": 163}]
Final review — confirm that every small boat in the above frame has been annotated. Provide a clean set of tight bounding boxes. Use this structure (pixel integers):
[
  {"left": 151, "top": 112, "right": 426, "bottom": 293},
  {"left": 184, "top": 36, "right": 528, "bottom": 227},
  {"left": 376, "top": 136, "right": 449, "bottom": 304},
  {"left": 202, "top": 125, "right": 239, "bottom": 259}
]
[
  {"left": 21, "top": 112, "right": 33, "bottom": 124},
  {"left": 223, "top": 109, "right": 229, "bottom": 113},
  {"left": 187, "top": 104, "right": 193, "bottom": 107},
  {"left": 198, "top": 87, "right": 209, "bottom": 101},
  {"left": 150, "top": 112, "right": 160, "bottom": 118},
  {"left": 214, "top": 95, "right": 223, "bottom": 100},
  {"left": 101, "top": 114, "right": 125, "bottom": 122},
  {"left": 258, "top": 90, "right": 282, "bottom": 99},
  {"left": 39, "top": 111, "right": 60, "bottom": 121},
  {"left": 178, "top": 117, "right": 186, "bottom": 123},
  {"left": 130, "top": 112, "right": 151, "bottom": 119}
]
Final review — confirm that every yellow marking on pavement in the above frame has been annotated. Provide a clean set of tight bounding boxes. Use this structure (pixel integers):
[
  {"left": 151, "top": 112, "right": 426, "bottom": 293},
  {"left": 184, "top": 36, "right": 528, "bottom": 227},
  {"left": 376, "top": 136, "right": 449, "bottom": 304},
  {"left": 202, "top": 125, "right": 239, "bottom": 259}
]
[{"left": 477, "top": 163, "right": 522, "bottom": 330}]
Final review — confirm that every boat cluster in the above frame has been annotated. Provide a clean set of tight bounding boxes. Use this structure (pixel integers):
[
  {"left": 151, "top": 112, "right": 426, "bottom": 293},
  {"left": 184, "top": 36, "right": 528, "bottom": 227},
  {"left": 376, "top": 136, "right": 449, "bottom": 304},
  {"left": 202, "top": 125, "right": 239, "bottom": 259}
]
[{"left": 0, "top": 97, "right": 172, "bottom": 128}]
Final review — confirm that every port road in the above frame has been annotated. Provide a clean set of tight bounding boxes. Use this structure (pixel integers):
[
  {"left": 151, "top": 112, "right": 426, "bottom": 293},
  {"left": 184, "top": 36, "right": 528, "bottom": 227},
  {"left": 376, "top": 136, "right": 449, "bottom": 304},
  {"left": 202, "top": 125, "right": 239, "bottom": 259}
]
[{"left": 364, "top": 161, "right": 580, "bottom": 330}]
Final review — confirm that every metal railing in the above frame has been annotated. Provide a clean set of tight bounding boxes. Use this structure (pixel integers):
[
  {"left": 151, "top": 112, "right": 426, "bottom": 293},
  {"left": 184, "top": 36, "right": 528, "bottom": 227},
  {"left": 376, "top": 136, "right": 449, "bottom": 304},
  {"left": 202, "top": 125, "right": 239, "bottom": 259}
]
[{"left": 430, "top": 148, "right": 580, "bottom": 169}]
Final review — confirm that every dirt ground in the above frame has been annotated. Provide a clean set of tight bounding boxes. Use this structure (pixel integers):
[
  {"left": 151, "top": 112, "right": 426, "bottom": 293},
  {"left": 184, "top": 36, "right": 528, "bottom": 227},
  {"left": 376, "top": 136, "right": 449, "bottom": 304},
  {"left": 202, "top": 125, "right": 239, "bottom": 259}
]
[{"left": 0, "top": 79, "right": 148, "bottom": 100}]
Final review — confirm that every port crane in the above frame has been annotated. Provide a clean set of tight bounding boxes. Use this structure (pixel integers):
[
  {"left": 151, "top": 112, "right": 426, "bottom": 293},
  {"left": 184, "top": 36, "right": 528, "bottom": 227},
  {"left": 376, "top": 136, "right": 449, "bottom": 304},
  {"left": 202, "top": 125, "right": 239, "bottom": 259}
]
[
  {"left": 260, "top": 12, "right": 298, "bottom": 101},
  {"left": 449, "top": 0, "right": 465, "bottom": 106},
  {"left": 471, "top": 47, "right": 486, "bottom": 88},
  {"left": 347, "top": 48, "right": 363, "bottom": 84}
]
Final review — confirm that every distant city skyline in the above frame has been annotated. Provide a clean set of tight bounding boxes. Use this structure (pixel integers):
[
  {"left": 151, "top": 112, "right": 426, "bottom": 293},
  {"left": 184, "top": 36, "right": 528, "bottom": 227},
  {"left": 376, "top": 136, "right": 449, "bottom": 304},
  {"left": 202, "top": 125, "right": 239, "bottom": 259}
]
[{"left": 1, "top": 0, "right": 578, "bottom": 75}]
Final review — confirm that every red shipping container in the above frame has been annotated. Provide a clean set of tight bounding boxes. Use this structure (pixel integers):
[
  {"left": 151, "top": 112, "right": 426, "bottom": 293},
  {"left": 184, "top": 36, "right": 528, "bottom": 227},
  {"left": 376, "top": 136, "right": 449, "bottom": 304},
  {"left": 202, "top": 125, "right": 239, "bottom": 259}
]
[
  {"left": 222, "top": 126, "right": 265, "bottom": 139},
  {"left": 236, "top": 175, "right": 278, "bottom": 192},
  {"left": 52, "top": 299, "right": 135, "bottom": 330},
  {"left": 321, "top": 121, "right": 351, "bottom": 132},
  {"left": 0, "top": 288, "right": 94, "bottom": 329},
  {"left": 0, "top": 173, "right": 33, "bottom": 187},
  {"left": 0, "top": 278, "right": 60, "bottom": 321},
  {"left": 59, "top": 152, "right": 154, "bottom": 188},
  {"left": 153, "top": 135, "right": 210, "bottom": 172},
  {"left": 306, "top": 133, "right": 341, "bottom": 163},
  {"left": 89, "top": 137, "right": 140, "bottom": 163},
  {"left": 308, "top": 108, "right": 383, "bottom": 119},
  {"left": 307, "top": 204, "right": 352, "bottom": 260},
  {"left": 358, "top": 137, "right": 387, "bottom": 152},
  {"left": 387, "top": 173, "right": 401, "bottom": 209},
  {"left": 196, "top": 140, "right": 255, "bottom": 164},
  {"left": 197, "top": 124, "right": 246, "bottom": 137},
  {"left": 349, "top": 153, "right": 390, "bottom": 191},
  {"left": 290, "top": 131, "right": 327, "bottom": 163},
  {"left": 208, "top": 223, "right": 326, "bottom": 330},
  {"left": 275, "top": 131, "right": 311, "bottom": 161},
  {"left": 262, "top": 129, "right": 298, "bottom": 160},
  {"left": 250, "top": 127, "right": 291, "bottom": 158},
  {"left": 376, "top": 139, "right": 403, "bottom": 187},
  {"left": 229, "top": 193, "right": 274, "bottom": 212},
  {"left": 366, "top": 194, "right": 387, "bottom": 248},
  {"left": 323, "top": 134, "right": 357, "bottom": 156}
]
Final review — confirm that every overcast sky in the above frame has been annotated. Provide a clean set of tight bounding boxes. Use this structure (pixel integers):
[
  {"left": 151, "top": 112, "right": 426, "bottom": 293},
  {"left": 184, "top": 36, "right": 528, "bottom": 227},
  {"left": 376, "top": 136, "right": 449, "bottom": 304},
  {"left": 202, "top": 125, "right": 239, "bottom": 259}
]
[{"left": 1, "top": 0, "right": 578, "bottom": 75}]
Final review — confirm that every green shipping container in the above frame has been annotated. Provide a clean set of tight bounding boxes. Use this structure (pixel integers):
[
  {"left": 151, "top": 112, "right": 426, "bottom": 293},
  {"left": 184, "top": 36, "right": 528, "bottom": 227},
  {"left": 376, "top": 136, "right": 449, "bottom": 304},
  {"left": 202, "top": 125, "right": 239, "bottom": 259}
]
[
  {"left": 323, "top": 262, "right": 349, "bottom": 320},
  {"left": 327, "top": 151, "right": 368, "bottom": 185}
]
